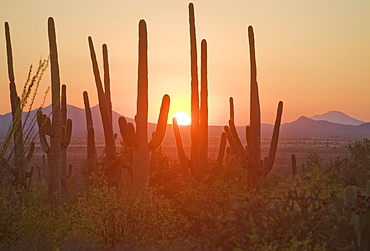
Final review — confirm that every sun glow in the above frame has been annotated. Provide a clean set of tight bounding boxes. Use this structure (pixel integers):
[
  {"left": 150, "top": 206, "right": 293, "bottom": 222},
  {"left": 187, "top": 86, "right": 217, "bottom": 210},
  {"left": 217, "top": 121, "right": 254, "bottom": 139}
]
[{"left": 171, "top": 111, "right": 191, "bottom": 125}]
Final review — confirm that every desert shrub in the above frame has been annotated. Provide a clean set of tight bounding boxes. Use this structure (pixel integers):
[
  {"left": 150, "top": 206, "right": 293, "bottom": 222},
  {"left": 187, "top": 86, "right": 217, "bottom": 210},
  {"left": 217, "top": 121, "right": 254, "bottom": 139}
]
[
  {"left": 0, "top": 183, "right": 71, "bottom": 250},
  {"left": 172, "top": 165, "right": 250, "bottom": 247},
  {"left": 70, "top": 180, "right": 189, "bottom": 250},
  {"left": 149, "top": 148, "right": 186, "bottom": 200},
  {"left": 195, "top": 178, "right": 340, "bottom": 250},
  {"left": 307, "top": 139, "right": 370, "bottom": 190},
  {"left": 346, "top": 139, "right": 370, "bottom": 186},
  {"left": 327, "top": 182, "right": 370, "bottom": 250}
]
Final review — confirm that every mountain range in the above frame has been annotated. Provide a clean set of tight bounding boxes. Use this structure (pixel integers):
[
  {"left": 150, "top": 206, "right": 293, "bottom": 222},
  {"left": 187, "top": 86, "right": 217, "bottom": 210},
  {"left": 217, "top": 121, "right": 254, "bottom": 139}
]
[{"left": 1, "top": 105, "right": 370, "bottom": 140}]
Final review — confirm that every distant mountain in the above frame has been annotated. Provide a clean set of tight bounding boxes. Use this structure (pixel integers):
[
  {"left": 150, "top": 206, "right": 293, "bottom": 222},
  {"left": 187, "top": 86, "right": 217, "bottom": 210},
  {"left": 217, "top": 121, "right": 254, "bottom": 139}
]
[
  {"left": 0, "top": 104, "right": 133, "bottom": 138},
  {"left": 309, "top": 111, "right": 365, "bottom": 126},
  {"left": 1, "top": 107, "right": 370, "bottom": 140},
  {"left": 279, "top": 116, "right": 370, "bottom": 138}
]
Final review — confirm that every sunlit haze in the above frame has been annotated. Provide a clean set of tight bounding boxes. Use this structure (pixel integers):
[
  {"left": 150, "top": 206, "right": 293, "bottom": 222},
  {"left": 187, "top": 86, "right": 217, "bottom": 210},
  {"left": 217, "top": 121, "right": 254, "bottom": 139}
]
[
  {"left": 0, "top": 1, "right": 369, "bottom": 125},
  {"left": 171, "top": 111, "right": 191, "bottom": 125}
]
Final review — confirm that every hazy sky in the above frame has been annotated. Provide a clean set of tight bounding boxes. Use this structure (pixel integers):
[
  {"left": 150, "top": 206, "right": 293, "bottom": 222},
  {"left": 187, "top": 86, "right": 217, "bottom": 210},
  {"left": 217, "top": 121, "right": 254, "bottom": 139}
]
[{"left": 0, "top": 0, "right": 369, "bottom": 125}]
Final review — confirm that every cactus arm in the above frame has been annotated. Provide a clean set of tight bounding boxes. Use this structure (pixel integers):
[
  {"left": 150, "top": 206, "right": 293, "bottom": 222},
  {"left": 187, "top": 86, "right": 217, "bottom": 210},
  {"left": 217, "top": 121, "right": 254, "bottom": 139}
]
[
  {"left": 248, "top": 26, "right": 261, "bottom": 164},
  {"left": 42, "top": 115, "right": 53, "bottom": 136},
  {"left": 263, "top": 101, "right": 283, "bottom": 175},
  {"left": 188, "top": 3, "right": 200, "bottom": 177},
  {"left": 172, "top": 117, "right": 190, "bottom": 178},
  {"left": 118, "top": 117, "right": 138, "bottom": 148},
  {"left": 5, "top": 22, "right": 15, "bottom": 82},
  {"left": 216, "top": 132, "right": 227, "bottom": 168},
  {"left": 228, "top": 119, "right": 247, "bottom": 160},
  {"left": 149, "top": 94, "right": 170, "bottom": 150},
  {"left": 118, "top": 116, "right": 129, "bottom": 145},
  {"left": 126, "top": 123, "right": 138, "bottom": 148},
  {"left": 83, "top": 91, "right": 94, "bottom": 129},
  {"left": 61, "top": 119, "right": 72, "bottom": 149},
  {"left": 199, "top": 39, "right": 208, "bottom": 169},
  {"left": 37, "top": 110, "right": 50, "bottom": 153},
  {"left": 37, "top": 117, "right": 50, "bottom": 153},
  {"left": 224, "top": 125, "right": 239, "bottom": 156},
  {"left": 87, "top": 126, "right": 96, "bottom": 159},
  {"left": 67, "top": 163, "right": 72, "bottom": 178},
  {"left": 102, "top": 44, "right": 113, "bottom": 123},
  {"left": 36, "top": 109, "right": 44, "bottom": 127},
  {"left": 229, "top": 97, "right": 234, "bottom": 121},
  {"left": 61, "top": 84, "right": 67, "bottom": 127}
]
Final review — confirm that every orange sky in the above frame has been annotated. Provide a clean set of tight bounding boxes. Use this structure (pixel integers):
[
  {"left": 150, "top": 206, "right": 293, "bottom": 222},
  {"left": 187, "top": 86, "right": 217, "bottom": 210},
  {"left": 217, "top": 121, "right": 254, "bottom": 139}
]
[{"left": 0, "top": 1, "right": 369, "bottom": 125}]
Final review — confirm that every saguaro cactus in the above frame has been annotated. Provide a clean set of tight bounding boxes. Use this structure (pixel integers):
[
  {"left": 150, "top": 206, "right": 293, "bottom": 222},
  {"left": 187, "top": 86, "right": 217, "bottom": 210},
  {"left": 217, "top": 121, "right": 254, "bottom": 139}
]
[
  {"left": 189, "top": 2, "right": 200, "bottom": 176},
  {"left": 291, "top": 154, "right": 297, "bottom": 179},
  {"left": 172, "top": 117, "right": 191, "bottom": 178},
  {"left": 88, "top": 38, "right": 116, "bottom": 166},
  {"left": 37, "top": 17, "right": 72, "bottom": 202},
  {"left": 216, "top": 132, "right": 227, "bottom": 168},
  {"left": 224, "top": 26, "right": 283, "bottom": 179},
  {"left": 173, "top": 3, "right": 209, "bottom": 178},
  {"left": 83, "top": 91, "right": 97, "bottom": 166},
  {"left": 118, "top": 20, "right": 170, "bottom": 187},
  {"left": 60, "top": 84, "right": 73, "bottom": 193},
  {"left": 4, "top": 22, "right": 35, "bottom": 187},
  {"left": 199, "top": 39, "right": 209, "bottom": 170}
]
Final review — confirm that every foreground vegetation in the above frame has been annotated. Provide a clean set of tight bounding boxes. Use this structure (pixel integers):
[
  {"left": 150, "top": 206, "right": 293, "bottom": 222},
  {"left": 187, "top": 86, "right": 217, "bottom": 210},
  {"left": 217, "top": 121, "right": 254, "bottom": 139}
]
[{"left": 1, "top": 139, "right": 370, "bottom": 250}]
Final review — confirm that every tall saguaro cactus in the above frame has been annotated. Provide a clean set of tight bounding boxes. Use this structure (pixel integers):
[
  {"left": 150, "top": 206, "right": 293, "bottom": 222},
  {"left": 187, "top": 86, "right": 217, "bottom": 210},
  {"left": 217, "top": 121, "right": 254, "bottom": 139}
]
[
  {"left": 189, "top": 3, "right": 200, "bottom": 176},
  {"left": 88, "top": 38, "right": 116, "bottom": 166},
  {"left": 4, "top": 22, "right": 35, "bottom": 187},
  {"left": 173, "top": 3, "right": 209, "bottom": 178},
  {"left": 224, "top": 26, "right": 283, "bottom": 179},
  {"left": 118, "top": 20, "right": 170, "bottom": 187},
  {"left": 37, "top": 17, "right": 72, "bottom": 202}
]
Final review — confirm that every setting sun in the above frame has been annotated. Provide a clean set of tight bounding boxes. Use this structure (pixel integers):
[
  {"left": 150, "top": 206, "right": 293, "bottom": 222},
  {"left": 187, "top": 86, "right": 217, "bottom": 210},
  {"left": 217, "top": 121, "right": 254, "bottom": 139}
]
[{"left": 171, "top": 111, "right": 191, "bottom": 125}]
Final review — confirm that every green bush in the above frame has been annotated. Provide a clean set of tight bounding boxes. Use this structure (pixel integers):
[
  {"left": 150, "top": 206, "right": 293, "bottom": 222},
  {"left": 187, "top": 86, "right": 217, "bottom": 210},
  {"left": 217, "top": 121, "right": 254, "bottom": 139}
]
[{"left": 0, "top": 183, "right": 71, "bottom": 250}]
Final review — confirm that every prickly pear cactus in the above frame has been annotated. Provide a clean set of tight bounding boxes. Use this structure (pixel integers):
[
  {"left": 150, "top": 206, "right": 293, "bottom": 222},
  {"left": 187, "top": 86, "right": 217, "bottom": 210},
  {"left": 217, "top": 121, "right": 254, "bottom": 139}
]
[{"left": 329, "top": 183, "right": 370, "bottom": 250}]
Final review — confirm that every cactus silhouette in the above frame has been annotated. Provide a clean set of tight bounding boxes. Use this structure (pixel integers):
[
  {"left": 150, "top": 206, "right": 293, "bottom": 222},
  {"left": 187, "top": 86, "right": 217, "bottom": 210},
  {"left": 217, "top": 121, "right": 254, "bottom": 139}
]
[
  {"left": 216, "top": 132, "right": 227, "bottom": 168},
  {"left": 83, "top": 91, "right": 97, "bottom": 171},
  {"left": 36, "top": 17, "right": 72, "bottom": 203},
  {"left": 224, "top": 26, "right": 283, "bottom": 180},
  {"left": 118, "top": 20, "right": 170, "bottom": 187},
  {"left": 291, "top": 154, "right": 297, "bottom": 179},
  {"left": 88, "top": 38, "right": 117, "bottom": 166},
  {"left": 4, "top": 22, "right": 35, "bottom": 187},
  {"left": 60, "top": 84, "right": 72, "bottom": 193},
  {"left": 172, "top": 117, "right": 191, "bottom": 178},
  {"left": 173, "top": 3, "right": 209, "bottom": 178},
  {"left": 229, "top": 97, "right": 235, "bottom": 121}
]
